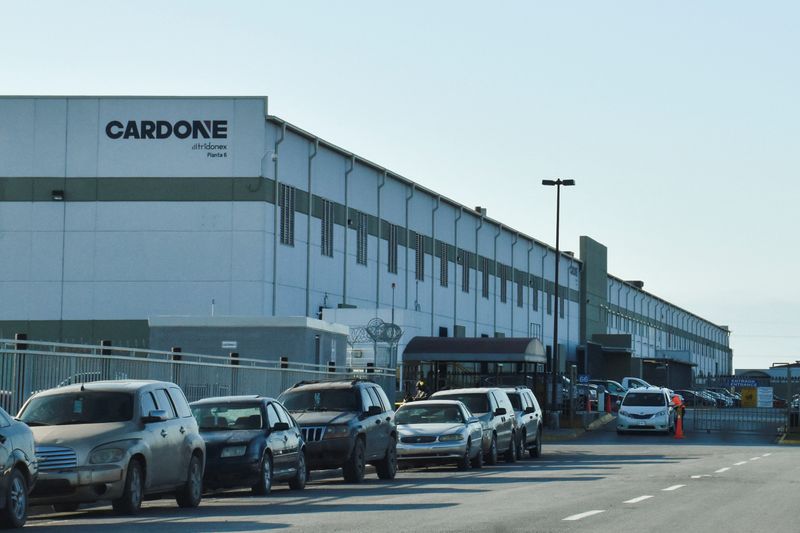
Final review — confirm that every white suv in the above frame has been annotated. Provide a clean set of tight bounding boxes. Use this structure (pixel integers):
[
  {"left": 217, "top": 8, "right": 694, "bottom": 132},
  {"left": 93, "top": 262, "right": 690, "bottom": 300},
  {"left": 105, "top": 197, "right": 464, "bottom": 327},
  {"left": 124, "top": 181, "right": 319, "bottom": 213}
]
[{"left": 617, "top": 387, "right": 675, "bottom": 435}]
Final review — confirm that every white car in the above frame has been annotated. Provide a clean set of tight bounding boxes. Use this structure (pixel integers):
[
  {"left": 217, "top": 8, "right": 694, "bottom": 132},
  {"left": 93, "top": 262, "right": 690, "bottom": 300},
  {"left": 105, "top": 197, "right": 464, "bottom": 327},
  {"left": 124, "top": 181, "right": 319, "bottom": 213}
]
[
  {"left": 620, "top": 377, "right": 652, "bottom": 390},
  {"left": 617, "top": 387, "right": 675, "bottom": 435}
]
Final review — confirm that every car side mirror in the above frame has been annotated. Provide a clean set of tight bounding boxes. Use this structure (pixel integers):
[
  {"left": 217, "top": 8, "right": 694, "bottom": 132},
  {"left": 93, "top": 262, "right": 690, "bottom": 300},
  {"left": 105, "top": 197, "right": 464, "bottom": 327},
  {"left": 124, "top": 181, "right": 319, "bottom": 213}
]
[
  {"left": 272, "top": 422, "right": 290, "bottom": 431},
  {"left": 494, "top": 407, "right": 506, "bottom": 416},
  {"left": 467, "top": 416, "right": 480, "bottom": 424},
  {"left": 366, "top": 405, "right": 382, "bottom": 417},
  {"left": 142, "top": 409, "right": 167, "bottom": 423},
  {"left": 524, "top": 406, "right": 535, "bottom": 414}
]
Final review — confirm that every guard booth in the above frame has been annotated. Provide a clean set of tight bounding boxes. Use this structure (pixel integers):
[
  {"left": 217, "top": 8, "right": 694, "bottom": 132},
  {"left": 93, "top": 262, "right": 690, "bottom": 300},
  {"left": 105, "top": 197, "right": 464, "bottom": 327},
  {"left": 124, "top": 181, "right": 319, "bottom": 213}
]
[{"left": 401, "top": 336, "right": 547, "bottom": 400}]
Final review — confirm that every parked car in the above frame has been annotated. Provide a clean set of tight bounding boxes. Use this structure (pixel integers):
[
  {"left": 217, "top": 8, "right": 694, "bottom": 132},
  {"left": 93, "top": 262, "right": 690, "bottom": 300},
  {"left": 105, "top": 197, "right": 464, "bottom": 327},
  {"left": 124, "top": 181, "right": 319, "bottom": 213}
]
[
  {"left": 17, "top": 380, "right": 205, "bottom": 515},
  {"left": 503, "top": 387, "right": 543, "bottom": 459},
  {"left": 707, "top": 387, "right": 740, "bottom": 407},
  {"left": 588, "top": 379, "right": 626, "bottom": 407},
  {"left": 190, "top": 396, "right": 306, "bottom": 495},
  {"left": 620, "top": 377, "right": 652, "bottom": 390},
  {"left": 575, "top": 384, "right": 599, "bottom": 411},
  {"left": 617, "top": 387, "right": 675, "bottom": 435},
  {"left": 702, "top": 389, "right": 733, "bottom": 407},
  {"left": 0, "top": 407, "right": 37, "bottom": 529},
  {"left": 674, "top": 389, "right": 715, "bottom": 407},
  {"left": 278, "top": 379, "right": 397, "bottom": 483},
  {"left": 430, "top": 388, "right": 517, "bottom": 465},
  {"left": 395, "top": 400, "right": 483, "bottom": 470}
]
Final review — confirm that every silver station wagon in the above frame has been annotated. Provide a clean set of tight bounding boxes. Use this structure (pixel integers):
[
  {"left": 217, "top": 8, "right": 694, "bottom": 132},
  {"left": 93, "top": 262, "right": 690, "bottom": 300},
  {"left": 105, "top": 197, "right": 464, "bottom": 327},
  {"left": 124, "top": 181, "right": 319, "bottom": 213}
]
[{"left": 17, "top": 380, "right": 205, "bottom": 515}]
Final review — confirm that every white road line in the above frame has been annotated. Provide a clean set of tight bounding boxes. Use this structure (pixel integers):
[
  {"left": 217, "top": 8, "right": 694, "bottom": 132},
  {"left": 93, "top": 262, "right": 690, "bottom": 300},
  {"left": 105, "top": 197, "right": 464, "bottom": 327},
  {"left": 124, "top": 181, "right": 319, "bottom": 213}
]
[
  {"left": 662, "top": 485, "right": 685, "bottom": 491},
  {"left": 715, "top": 467, "right": 730, "bottom": 473},
  {"left": 762, "top": 453, "right": 771, "bottom": 457},
  {"left": 563, "top": 510, "right": 606, "bottom": 521},
  {"left": 750, "top": 457, "right": 761, "bottom": 461},
  {"left": 734, "top": 461, "right": 747, "bottom": 466},
  {"left": 691, "top": 474, "right": 711, "bottom": 479},
  {"left": 624, "top": 495, "right": 654, "bottom": 504}
]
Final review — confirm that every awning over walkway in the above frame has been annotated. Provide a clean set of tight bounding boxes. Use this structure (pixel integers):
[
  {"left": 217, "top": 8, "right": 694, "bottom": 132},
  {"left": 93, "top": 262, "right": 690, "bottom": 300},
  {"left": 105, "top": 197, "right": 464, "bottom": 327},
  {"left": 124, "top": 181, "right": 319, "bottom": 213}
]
[{"left": 403, "top": 337, "right": 546, "bottom": 363}]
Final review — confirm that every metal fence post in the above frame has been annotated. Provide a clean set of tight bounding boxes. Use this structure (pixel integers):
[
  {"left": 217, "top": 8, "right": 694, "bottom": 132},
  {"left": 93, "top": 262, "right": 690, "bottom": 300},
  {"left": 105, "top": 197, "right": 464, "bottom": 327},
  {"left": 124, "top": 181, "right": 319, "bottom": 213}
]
[
  {"left": 230, "top": 352, "right": 239, "bottom": 395},
  {"left": 171, "top": 347, "right": 182, "bottom": 387}
]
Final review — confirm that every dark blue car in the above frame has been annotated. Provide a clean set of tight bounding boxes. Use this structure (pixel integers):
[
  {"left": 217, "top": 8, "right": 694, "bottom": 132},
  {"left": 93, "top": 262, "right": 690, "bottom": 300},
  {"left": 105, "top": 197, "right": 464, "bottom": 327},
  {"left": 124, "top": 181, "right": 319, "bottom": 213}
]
[{"left": 190, "top": 396, "right": 306, "bottom": 495}]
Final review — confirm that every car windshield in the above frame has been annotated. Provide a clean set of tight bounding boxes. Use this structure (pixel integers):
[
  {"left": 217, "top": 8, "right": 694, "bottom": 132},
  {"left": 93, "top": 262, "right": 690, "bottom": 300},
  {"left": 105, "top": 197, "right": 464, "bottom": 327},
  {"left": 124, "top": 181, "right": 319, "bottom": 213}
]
[
  {"left": 507, "top": 393, "right": 523, "bottom": 410},
  {"left": 396, "top": 404, "right": 464, "bottom": 425},
  {"left": 280, "top": 389, "right": 360, "bottom": 412},
  {"left": 19, "top": 391, "right": 134, "bottom": 425},
  {"left": 622, "top": 392, "right": 666, "bottom": 407},
  {"left": 192, "top": 403, "right": 263, "bottom": 431},
  {"left": 435, "top": 393, "right": 489, "bottom": 415}
]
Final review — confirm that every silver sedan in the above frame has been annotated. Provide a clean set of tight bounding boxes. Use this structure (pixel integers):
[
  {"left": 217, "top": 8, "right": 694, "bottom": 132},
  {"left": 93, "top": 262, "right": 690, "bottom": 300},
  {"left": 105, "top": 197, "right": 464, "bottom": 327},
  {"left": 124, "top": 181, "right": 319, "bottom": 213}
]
[{"left": 395, "top": 400, "right": 484, "bottom": 470}]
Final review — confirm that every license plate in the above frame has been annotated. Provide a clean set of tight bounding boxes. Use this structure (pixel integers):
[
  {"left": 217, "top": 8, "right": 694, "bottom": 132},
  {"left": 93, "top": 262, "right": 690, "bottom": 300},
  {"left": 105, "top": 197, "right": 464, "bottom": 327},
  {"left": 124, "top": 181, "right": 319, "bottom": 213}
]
[{"left": 638, "top": 421, "right": 646, "bottom": 426}]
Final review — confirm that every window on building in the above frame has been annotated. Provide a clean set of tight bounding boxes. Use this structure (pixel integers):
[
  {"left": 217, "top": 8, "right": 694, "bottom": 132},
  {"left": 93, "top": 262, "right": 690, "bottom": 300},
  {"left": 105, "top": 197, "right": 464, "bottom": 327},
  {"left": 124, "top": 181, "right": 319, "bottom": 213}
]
[
  {"left": 481, "top": 257, "right": 490, "bottom": 299},
  {"left": 388, "top": 224, "right": 398, "bottom": 274},
  {"left": 546, "top": 292, "right": 552, "bottom": 315},
  {"left": 531, "top": 278, "right": 538, "bottom": 311},
  {"left": 559, "top": 295, "right": 565, "bottom": 318},
  {"left": 516, "top": 277, "right": 523, "bottom": 308},
  {"left": 279, "top": 183, "right": 295, "bottom": 246},
  {"left": 461, "top": 250, "right": 470, "bottom": 293},
  {"left": 439, "top": 242, "right": 448, "bottom": 287},
  {"left": 321, "top": 199, "right": 334, "bottom": 257},
  {"left": 415, "top": 233, "right": 424, "bottom": 281},
  {"left": 356, "top": 211, "right": 368, "bottom": 265},
  {"left": 500, "top": 264, "right": 508, "bottom": 303}
]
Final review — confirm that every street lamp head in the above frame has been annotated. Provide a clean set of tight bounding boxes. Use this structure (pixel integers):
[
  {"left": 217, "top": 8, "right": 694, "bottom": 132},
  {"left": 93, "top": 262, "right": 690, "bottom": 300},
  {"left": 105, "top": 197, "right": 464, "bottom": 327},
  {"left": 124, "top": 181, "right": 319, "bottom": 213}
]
[
  {"left": 562, "top": 179, "right": 576, "bottom": 186},
  {"left": 541, "top": 179, "right": 557, "bottom": 186},
  {"left": 542, "top": 178, "right": 576, "bottom": 186}
]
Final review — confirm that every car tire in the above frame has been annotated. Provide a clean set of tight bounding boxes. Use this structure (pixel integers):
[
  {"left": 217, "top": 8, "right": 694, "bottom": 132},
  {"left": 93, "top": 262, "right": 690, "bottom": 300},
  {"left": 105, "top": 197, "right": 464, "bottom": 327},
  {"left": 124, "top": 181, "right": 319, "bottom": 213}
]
[
  {"left": 252, "top": 451, "right": 273, "bottom": 495},
  {"left": 343, "top": 438, "right": 366, "bottom": 483},
  {"left": 53, "top": 503, "right": 80, "bottom": 513},
  {"left": 516, "top": 431, "right": 525, "bottom": 460},
  {"left": 485, "top": 434, "right": 498, "bottom": 466},
  {"left": 456, "top": 439, "right": 472, "bottom": 471},
  {"left": 470, "top": 445, "right": 484, "bottom": 469},
  {"left": 0, "top": 468, "right": 27, "bottom": 529},
  {"left": 530, "top": 428, "right": 542, "bottom": 458},
  {"left": 112, "top": 459, "right": 144, "bottom": 515},
  {"left": 288, "top": 450, "right": 307, "bottom": 490},
  {"left": 176, "top": 455, "right": 203, "bottom": 508},
  {"left": 505, "top": 433, "right": 517, "bottom": 463},
  {"left": 376, "top": 438, "right": 397, "bottom": 480}
]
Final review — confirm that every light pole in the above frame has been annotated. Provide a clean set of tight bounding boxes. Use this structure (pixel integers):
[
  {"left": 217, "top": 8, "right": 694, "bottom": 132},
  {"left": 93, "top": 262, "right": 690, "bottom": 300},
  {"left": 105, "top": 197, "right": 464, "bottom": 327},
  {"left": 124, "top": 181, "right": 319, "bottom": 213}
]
[{"left": 542, "top": 178, "right": 575, "bottom": 425}]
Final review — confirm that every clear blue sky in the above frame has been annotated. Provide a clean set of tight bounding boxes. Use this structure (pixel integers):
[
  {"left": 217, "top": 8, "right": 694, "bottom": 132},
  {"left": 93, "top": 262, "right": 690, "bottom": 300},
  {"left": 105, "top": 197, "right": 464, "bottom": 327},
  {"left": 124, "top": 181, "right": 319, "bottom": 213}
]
[{"left": 3, "top": 1, "right": 798, "bottom": 370}]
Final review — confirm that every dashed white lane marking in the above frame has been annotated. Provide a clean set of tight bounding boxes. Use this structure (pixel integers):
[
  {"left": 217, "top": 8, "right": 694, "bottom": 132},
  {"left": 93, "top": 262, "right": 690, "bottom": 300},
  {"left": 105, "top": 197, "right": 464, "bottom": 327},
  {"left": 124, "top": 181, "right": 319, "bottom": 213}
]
[
  {"left": 734, "top": 461, "right": 748, "bottom": 466},
  {"left": 715, "top": 467, "right": 731, "bottom": 473},
  {"left": 762, "top": 453, "right": 771, "bottom": 457},
  {"left": 563, "top": 510, "right": 606, "bottom": 521},
  {"left": 662, "top": 485, "right": 685, "bottom": 491},
  {"left": 624, "top": 495, "right": 654, "bottom": 503},
  {"left": 750, "top": 457, "right": 761, "bottom": 461},
  {"left": 691, "top": 475, "right": 711, "bottom": 479}
]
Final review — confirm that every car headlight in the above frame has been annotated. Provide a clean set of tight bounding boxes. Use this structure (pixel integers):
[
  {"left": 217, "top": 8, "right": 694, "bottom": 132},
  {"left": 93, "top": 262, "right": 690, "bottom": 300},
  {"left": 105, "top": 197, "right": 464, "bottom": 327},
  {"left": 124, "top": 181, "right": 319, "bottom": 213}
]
[
  {"left": 221, "top": 445, "right": 248, "bottom": 458},
  {"left": 323, "top": 425, "right": 350, "bottom": 439},
  {"left": 619, "top": 410, "right": 631, "bottom": 417},
  {"left": 89, "top": 447, "right": 125, "bottom": 464},
  {"left": 655, "top": 410, "right": 667, "bottom": 417},
  {"left": 438, "top": 433, "right": 464, "bottom": 442}
]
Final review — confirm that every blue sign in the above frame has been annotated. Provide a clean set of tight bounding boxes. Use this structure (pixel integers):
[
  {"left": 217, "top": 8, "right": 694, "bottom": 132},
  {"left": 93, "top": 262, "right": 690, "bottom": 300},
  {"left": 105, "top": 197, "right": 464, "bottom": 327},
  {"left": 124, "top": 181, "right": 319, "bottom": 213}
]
[
  {"left": 578, "top": 374, "right": 590, "bottom": 384},
  {"left": 727, "top": 377, "right": 758, "bottom": 387}
]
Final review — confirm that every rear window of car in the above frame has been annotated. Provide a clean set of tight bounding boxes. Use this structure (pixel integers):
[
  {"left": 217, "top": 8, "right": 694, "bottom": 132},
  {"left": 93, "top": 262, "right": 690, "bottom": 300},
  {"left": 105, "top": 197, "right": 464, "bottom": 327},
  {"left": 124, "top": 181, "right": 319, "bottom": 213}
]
[
  {"left": 507, "top": 393, "right": 523, "bottom": 410},
  {"left": 279, "top": 388, "right": 360, "bottom": 412},
  {"left": 435, "top": 393, "right": 490, "bottom": 415},
  {"left": 20, "top": 391, "right": 134, "bottom": 426},
  {"left": 622, "top": 392, "right": 667, "bottom": 407}
]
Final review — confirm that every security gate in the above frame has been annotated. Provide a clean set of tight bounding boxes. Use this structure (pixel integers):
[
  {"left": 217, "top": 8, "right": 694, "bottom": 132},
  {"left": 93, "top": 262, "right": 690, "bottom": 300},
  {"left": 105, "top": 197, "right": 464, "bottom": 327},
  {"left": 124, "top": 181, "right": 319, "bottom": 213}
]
[{"left": 690, "top": 407, "right": 788, "bottom": 434}]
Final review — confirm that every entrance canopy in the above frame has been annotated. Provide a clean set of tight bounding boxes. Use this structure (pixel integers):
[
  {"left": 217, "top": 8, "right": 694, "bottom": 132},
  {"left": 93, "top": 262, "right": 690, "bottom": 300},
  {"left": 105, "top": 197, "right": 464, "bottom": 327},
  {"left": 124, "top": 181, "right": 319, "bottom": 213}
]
[{"left": 403, "top": 337, "right": 546, "bottom": 363}]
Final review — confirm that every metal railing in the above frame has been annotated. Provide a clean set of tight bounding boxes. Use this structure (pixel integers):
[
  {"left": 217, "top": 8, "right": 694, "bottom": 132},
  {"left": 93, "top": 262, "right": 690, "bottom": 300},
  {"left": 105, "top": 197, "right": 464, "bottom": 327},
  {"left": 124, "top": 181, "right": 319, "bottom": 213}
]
[
  {"left": 690, "top": 407, "right": 787, "bottom": 434},
  {"left": 0, "top": 339, "right": 396, "bottom": 415}
]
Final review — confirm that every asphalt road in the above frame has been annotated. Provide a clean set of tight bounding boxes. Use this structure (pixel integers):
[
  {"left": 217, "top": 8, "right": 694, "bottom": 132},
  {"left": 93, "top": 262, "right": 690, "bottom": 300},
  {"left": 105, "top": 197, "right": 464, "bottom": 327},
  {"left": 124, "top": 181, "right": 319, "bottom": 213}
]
[{"left": 24, "top": 423, "right": 798, "bottom": 533}]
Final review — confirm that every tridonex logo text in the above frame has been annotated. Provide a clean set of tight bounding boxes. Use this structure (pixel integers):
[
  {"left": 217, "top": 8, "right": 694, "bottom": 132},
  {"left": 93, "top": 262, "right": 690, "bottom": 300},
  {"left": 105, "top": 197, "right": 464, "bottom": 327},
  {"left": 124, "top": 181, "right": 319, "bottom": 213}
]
[{"left": 105, "top": 120, "right": 228, "bottom": 140}]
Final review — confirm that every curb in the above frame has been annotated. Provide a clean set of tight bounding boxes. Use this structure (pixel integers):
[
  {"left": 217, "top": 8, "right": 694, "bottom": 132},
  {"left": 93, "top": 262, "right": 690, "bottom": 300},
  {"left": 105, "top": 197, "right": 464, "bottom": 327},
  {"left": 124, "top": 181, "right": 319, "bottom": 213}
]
[
  {"left": 587, "top": 413, "right": 615, "bottom": 431},
  {"left": 777, "top": 434, "right": 800, "bottom": 445}
]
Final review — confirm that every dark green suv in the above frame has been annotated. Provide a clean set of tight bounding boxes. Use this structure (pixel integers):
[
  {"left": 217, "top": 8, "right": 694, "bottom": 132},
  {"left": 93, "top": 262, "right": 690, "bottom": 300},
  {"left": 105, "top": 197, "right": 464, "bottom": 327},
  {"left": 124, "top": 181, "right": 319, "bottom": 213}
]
[{"left": 279, "top": 380, "right": 397, "bottom": 483}]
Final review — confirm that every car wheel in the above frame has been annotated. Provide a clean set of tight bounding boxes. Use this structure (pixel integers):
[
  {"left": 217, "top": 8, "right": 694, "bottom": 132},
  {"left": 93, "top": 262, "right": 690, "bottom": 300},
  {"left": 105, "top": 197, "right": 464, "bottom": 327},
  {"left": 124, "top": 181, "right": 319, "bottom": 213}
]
[
  {"left": 343, "top": 438, "right": 366, "bottom": 483},
  {"left": 53, "top": 503, "right": 80, "bottom": 513},
  {"left": 252, "top": 451, "right": 273, "bottom": 495},
  {"left": 176, "top": 455, "right": 203, "bottom": 508},
  {"left": 505, "top": 433, "right": 517, "bottom": 463},
  {"left": 288, "top": 450, "right": 307, "bottom": 490},
  {"left": 0, "top": 468, "right": 27, "bottom": 529},
  {"left": 456, "top": 439, "right": 471, "bottom": 470},
  {"left": 530, "top": 428, "right": 542, "bottom": 458},
  {"left": 376, "top": 438, "right": 397, "bottom": 480},
  {"left": 470, "top": 443, "right": 484, "bottom": 469},
  {"left": 112, "top": 459, "right": 143, "bottom": 515},
  {"left": 485, "top": 434, "right": 498, "bottom": 466},
  {"left": 516, "top": 431, "right": 526, "bottom": 460}
]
